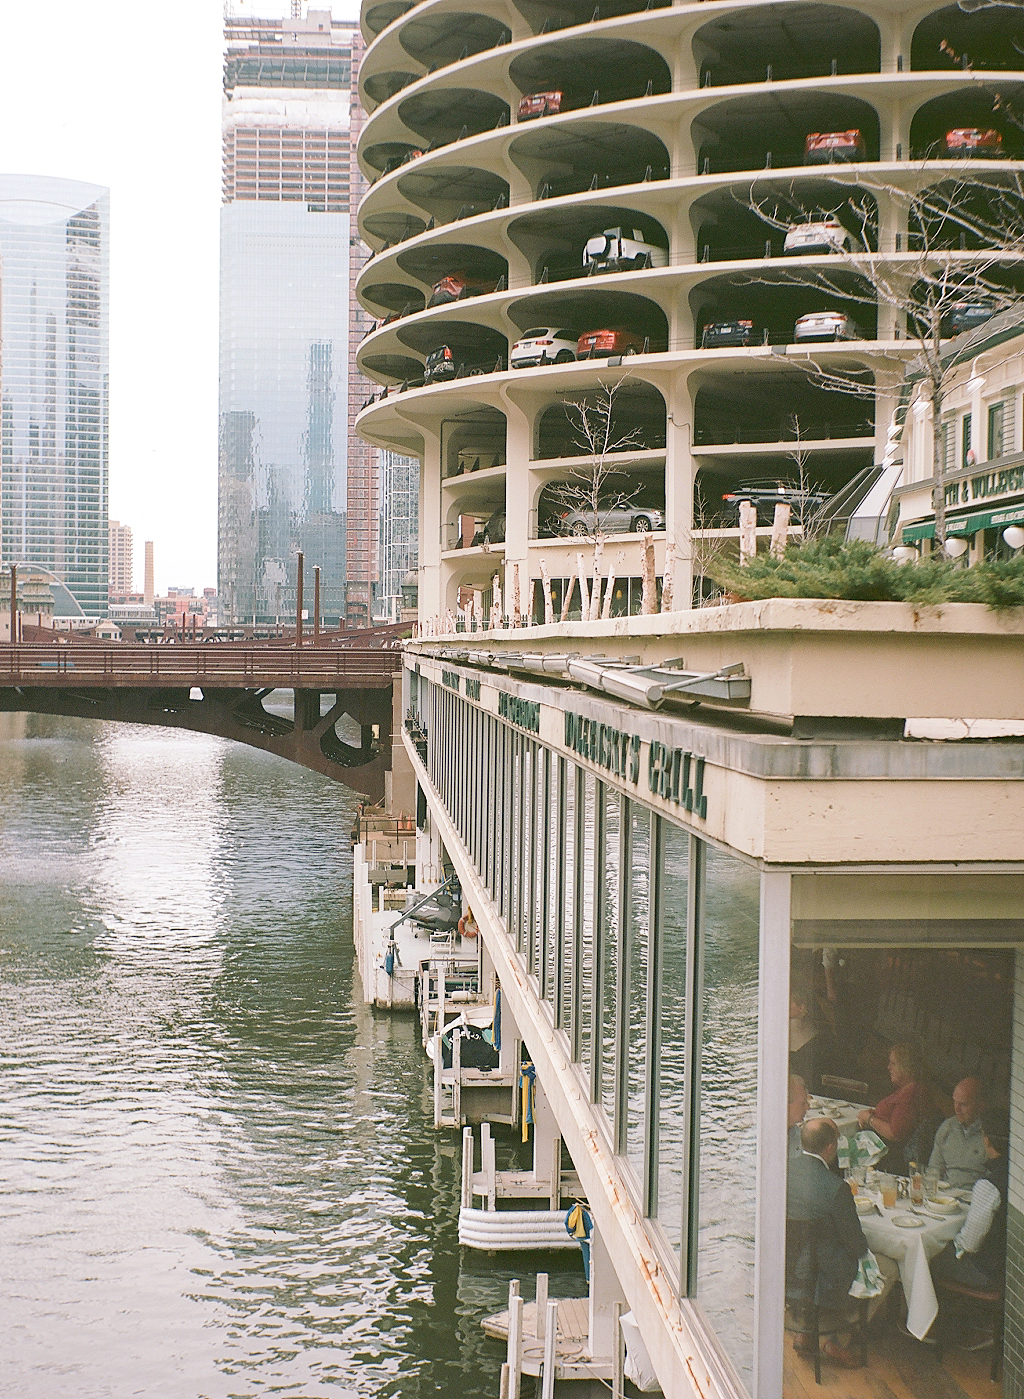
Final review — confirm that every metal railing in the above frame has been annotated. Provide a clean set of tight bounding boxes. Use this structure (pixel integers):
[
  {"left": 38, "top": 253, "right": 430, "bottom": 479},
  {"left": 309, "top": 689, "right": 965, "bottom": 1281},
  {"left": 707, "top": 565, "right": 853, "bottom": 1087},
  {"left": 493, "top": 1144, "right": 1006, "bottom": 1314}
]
[{"left": 0, "top": 643, "right": 403, "bottom": 685}]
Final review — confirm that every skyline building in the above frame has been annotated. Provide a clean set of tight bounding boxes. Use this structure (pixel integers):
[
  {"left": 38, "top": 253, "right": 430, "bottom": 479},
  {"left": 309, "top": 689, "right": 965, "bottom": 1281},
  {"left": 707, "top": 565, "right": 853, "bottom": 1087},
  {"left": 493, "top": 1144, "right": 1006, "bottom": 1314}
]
[
  {"left": 376, "top": 448, "right": 419, "bottom": 622},
  {"left": 0, "top": 173, "right": 109, "bottom": 617},
  {"left": 218, "top": 6, "right": 355, "bottom": 624},
  {"left": 108, "top": 518, "right": 133, "bottom": 595}
]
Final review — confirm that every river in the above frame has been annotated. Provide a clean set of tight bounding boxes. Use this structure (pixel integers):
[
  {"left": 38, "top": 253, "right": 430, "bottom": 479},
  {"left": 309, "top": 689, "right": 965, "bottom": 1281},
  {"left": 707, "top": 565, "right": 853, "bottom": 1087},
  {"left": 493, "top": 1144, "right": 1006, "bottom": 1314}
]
[{"left": 0, "top": 714, "right": 574, "bottom": 1399}]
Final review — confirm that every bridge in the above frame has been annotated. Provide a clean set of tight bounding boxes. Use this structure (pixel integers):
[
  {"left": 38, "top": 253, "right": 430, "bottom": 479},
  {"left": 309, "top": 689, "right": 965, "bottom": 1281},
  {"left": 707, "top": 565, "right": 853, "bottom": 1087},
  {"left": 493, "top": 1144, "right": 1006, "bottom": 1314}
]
[{"left": 0, "top": 627, "right": 407, "bottom": 801}]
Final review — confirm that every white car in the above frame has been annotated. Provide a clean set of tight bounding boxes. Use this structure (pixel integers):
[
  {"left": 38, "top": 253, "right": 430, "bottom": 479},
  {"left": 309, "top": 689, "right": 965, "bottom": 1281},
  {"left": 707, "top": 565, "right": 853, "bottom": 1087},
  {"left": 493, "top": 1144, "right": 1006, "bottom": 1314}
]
[
  {"left": 794, "top": 311, "right": 862, "bottom": 342},
  {"left": 784, "top": 217, "right": 854, "bottom": 256},
  {"left": 510, "top": 327, "right": 577, "bottom": 369},
  {"left": 583, "top": 227, "right": 669, "bottom": 274}
]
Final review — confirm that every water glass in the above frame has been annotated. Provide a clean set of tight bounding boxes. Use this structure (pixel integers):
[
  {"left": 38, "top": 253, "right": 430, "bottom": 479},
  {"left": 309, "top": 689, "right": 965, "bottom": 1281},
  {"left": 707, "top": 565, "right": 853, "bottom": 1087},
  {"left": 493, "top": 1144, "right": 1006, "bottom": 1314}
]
[{"left": 924, "top": 1169, "right": 940, "bottom": 1200}]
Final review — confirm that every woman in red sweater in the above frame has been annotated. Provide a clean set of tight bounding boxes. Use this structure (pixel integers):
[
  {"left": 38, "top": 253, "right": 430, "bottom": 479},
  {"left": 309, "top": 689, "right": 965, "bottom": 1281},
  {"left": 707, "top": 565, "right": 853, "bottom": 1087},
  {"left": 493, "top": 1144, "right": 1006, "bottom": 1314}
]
[{"left": 857, "top": 1042, "right": 925, "bottom": 1166}]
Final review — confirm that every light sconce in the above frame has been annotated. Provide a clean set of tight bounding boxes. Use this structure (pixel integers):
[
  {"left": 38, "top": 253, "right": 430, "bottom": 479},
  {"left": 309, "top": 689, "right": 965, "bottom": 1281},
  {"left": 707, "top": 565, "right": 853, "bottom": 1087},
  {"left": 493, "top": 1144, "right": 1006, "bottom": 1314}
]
[
  {"left": 943, "top": 536, "right": 969, "bottom": 558},
  {"left": 1002, "top": 524, "right": 1024, "bottom": 551}
]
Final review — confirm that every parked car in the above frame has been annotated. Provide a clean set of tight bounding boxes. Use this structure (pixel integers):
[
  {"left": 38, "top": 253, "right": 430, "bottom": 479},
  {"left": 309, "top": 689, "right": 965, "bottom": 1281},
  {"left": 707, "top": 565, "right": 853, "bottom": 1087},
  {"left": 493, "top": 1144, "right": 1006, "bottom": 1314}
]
[
  {"left": 804, "top": 129, "right": 866, "bottom": 164},
  {"left": 943, "top": 299, "right": 999, "bottom": 335},
  {"left": 560, "top": 500, "right": 666, "bottom": 536},
  {"left": 427, "top": 273, "right": 499, "bottom": 307},
  {"left": 510, "top": 327, "right": 577, "bottom": 369},
  {"left": 793, "top": 311, "right": 862, "bottom": 342},
  {"left": 583, "top": 227, "right": 669, "bottom": 275},
  {"left": 577, "top": 328, "right": 647, "bottom": 358},
  {"left": 945, "top": 127, "right": 1004, "bottom": 157},
  {"left": 702, "top": 318, "right": 757, "bottom": 348},
  {"left": 784, "top": 216, "right": 854, "bottom": 255},
  {"left": 423, "top": 345, "right": 505, "bottom": 383},
  {"left": 518, "top": 90, "right": 563, "bottom": 121},
  {"left": 477, "top": 508, "right": 506, "bottom": 545},
  {"left": 720, "top": 479, "right": 830, "bottom": 525}
]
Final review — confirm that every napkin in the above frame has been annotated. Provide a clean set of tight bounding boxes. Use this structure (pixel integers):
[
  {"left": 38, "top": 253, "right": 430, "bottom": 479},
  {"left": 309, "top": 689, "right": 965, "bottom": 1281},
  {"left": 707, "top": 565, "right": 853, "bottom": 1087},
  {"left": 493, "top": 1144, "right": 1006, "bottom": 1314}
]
[{"left": 837, "top": 1129, "right": 887, "bottom": 1171}]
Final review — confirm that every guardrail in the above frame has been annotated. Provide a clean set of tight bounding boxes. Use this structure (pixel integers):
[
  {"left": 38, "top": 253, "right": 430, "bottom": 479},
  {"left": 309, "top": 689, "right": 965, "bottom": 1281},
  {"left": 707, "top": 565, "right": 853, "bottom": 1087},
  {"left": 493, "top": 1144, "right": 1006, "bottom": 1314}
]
[{"left": 0, "top": 643, "right": 403, "bottom": 686}]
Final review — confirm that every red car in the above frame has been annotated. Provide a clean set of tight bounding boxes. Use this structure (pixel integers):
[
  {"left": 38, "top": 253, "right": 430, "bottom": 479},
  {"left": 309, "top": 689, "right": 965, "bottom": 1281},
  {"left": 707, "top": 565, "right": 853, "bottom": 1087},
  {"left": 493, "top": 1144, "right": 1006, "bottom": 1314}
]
[
  {"left": 577, "top": 328, "right": 646, "bottom": 358},
  {"left": 427, "top": 273, "right": 499, "bottom": 307},
  {"left": 804, "top": 129, "right": 866, "bottom": 165},
  {"left": 518, "top": 91, "right": 563, "bottom": 121},
  {"left": 945, "top": 127, "right": 1004, "bottom": 157}
]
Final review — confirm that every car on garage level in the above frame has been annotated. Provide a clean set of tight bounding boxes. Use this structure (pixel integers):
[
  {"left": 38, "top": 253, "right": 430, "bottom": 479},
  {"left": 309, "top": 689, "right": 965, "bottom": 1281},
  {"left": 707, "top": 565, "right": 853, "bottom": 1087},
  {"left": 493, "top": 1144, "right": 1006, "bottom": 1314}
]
[
  {"left": 793, "top": 311, "right": 863, "bottom": 342},
  {"left": 427, "top": 273, "right": 500, "bottom": 307},
  {"left": 784, "top": 216, "right": 855, "bottom": 255},
  {"left": 943, "top": 299, "right": 1000, "bottom": 336},
  {"left": 560, "top": 499, "right": 666, "bottom": 536},
  {"left": 577, "top": 328, "right": 647, "bottom": 358},
  {"left": 702, "top": 319, "right": 758, "bottom": 348},
  {"left": 945, "top": 127, "right": 1004, "bottom": 157},
  {"left": 510, "top": 327, "right": 577, "bottom": 369},
  {"left": 518, "top": 90, "right": 563, "bottom": 121},
  {"left": 804, "top": 129, "right": 866, "bottom": 164},
  {"left": 423, "top": 345, "right": 506, "bottom": 383},
  {"left": 720, "top": 479, "right": 830, "bottom": 525},
  {"left": 583, "top": 227, "right": 669, "bottom": 275}
]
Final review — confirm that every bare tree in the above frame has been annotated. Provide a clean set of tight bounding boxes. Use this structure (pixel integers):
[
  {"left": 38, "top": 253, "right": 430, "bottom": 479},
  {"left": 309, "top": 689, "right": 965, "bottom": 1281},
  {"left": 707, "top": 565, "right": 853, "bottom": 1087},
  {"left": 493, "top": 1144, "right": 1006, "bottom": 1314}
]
[
  {"left": 548, "top": 377, "right": 647, "bottom": 619},
  {"left": 742, "top": 166, "right": 1024, "bottom": 543}
]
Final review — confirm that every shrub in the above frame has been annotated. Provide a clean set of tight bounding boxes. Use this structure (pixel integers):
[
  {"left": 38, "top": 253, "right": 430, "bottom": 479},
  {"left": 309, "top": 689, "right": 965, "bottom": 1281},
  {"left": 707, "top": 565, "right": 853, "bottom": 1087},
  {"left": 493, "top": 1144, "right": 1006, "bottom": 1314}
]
[{"left": 706, "top": 536, "right": 1024, "bottom": 608}]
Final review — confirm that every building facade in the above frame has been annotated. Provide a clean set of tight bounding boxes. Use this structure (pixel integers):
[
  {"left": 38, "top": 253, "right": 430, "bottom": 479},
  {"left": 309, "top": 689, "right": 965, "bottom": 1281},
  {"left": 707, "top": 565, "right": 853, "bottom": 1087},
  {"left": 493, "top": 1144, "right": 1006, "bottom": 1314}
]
[
  {"left": 218, "top": 6, "right": 354, "bottom": 625},
  {"left": 108, "top": 519, "right": 133, "bottom": 595},
  {"left": 377, "top": 447, "right": 419, "bottom": 621},
  {"left": 354, "top": 0, "right": 1024, "bottom": 1394},
  {"left": 0, "top": 174, "right": 109, "bottom": 617}
]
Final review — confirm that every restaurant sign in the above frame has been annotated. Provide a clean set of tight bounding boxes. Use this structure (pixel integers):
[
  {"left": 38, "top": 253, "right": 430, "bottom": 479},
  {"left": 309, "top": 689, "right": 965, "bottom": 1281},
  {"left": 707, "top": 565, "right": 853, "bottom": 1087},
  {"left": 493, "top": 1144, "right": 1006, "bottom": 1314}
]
[
  {"left": 945, "top": 461, "right": 1024, "bottom": 508},
  {"left": 441, "top": 668, "right": 461, "bottom": 692},
  {"left": 564, "top": 712, "right": 708, "bottom": 818},
  {"left": 499, "top": 691, "right": 540, "bottom": 733}
]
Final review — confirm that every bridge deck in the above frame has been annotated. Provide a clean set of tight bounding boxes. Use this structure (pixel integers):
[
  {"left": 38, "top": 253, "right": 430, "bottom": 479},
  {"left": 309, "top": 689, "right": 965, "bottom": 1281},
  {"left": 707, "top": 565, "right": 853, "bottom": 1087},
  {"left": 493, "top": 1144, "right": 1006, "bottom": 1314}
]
[{"left": 0, "top": 643, "right": 402, "bottom": 690}]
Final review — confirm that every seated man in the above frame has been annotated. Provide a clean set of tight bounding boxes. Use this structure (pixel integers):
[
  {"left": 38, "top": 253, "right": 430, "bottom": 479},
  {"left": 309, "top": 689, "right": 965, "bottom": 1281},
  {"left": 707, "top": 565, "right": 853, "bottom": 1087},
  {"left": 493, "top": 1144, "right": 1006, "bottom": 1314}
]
[
  {"left": 789, "top": 1074, "right": 810, "bottom": 1161},
  {"left": 787, "top": 1117, "right": 868, "bottom": 1368},
  {"left": 928, "top": 1077, "right": 988, "bottom": 1189},
  {"left": 931, "top": 1108, "right": 1009, "bottom": 1292}
]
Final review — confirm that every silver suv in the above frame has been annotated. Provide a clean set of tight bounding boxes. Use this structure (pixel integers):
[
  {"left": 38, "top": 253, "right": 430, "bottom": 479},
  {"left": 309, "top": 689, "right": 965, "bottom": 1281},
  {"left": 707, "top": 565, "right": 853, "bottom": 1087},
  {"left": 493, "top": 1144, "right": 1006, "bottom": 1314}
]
[{"left": 560, "top": 501, "right": 665, "bottom": 535}]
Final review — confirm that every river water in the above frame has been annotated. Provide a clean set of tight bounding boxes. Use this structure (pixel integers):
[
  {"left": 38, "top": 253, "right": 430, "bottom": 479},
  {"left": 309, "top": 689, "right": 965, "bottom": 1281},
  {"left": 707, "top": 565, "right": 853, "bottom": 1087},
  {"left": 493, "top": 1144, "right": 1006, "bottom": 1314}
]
[{"left": 0, "top": 714, "right": 568, "bottom": 1399}]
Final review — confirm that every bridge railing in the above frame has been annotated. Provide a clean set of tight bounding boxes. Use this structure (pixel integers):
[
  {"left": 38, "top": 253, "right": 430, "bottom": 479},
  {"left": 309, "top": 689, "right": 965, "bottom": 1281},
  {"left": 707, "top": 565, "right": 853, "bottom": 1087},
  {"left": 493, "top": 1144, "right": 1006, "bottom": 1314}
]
[{"left": 0, "top": 643, "right": 404, "bottom": 686}]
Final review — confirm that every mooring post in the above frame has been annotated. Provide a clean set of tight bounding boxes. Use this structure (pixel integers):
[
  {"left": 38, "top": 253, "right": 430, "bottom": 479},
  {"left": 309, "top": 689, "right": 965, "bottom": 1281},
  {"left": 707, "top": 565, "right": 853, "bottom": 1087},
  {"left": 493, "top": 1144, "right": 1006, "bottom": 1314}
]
[
  {"left": 507, "top": 1282, "right": 523, "bottom": 1399},
  {"left": 296, "top": 551, "right": 304, "bottom": 646},
  {"left": 313, "top": 566, "right": 321, "bottom": 642},
  {"left": 461, "top": 1126, "right": 474, "bottom": 1210},
  {"left": 612, "top": 1300, "right": 624, "bottom": 1399},
  {"left": 535, "top": 1272, "right": 548, "bottom": 1337},
  {"left": 540, "top": 1299, "right": 558, "bottom": 1399}
]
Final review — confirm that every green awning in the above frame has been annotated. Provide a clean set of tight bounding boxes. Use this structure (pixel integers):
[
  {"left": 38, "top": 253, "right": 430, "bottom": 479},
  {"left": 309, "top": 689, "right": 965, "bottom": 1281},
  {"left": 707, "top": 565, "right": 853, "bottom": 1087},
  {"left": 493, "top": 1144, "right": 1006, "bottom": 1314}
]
[{"left": 902, "top": 500, "right": 1024, "bottom": 542}]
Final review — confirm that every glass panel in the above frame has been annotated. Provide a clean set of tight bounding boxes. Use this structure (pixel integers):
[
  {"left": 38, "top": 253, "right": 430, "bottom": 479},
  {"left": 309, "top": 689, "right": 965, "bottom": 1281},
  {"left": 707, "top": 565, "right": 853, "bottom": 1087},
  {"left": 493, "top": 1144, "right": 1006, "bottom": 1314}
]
[
  {"left": 655, "top": 819, "right": 689, "bottom": 1257},
  {"left": 697, "top": 843, "right": 760, "bottom": 1393},
  {"left": 519, "top": 742, "right": 532, "bottom": 957},
  {"left": 544, "top": 752, "right": 559, "bottom": 1010},
  {"left": 510, "top": 735, "right": 521, "bottom": 938},
  {"left": 559, "top": 762, "right": 576, "bottom": 1032},
  {"left": 600, "top": 787, "right": 621, "bottom": 1126},
  {"left": 626, "top": 805, "right": 651, "bottom": 1179},
  {"left": 784, "top": 943, "right": 1016, "bottom": 1398}
]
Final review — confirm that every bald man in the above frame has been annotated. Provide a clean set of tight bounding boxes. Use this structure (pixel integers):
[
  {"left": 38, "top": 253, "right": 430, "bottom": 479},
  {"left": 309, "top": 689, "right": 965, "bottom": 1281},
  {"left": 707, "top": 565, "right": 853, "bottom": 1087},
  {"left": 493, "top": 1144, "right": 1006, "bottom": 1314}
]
[
  {"left": 789, "top": 1074, "right": 810, "bottom": 1161},
  {"left": 929, "top": 1078, "right": 988, "bottom": 1188}
]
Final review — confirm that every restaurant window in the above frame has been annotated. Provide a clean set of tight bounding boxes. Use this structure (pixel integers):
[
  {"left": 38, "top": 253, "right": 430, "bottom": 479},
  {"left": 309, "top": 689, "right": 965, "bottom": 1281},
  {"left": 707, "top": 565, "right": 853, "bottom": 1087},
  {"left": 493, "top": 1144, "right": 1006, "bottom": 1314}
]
[
  {"left": 783, "top": 942, "right": 1015, "bottom": 1397},
  {"left": 625, "top": 804, "right": 652, "bottom": 1182},
  {"left": 988, "top": 401, "right": 1005, "bottom": 461},
  {"left": 577, "top": 772, "right": 598, "bottom": 1076},
  {"left": 543, "top": 751, "right": 559, "bottom": 1011},
  {"left": 653, "top": 818, "right": 689, "bottom": 1259},
  {"left": 962, "top": 413, "right": 973, "bottom": 470},
  {"left": 695, "top": 842, "right": 760, "bottom": 1393},
  {"left": 598, "top": 786, "right": 621, "bottom": 1122}
]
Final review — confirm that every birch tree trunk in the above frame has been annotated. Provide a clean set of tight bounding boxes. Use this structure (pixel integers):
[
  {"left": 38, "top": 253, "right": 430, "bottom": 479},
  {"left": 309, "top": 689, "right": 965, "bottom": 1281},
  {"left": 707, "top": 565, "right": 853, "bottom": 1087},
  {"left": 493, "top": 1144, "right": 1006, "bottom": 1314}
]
[
  {"left": 539, "top": 560, "right": 554, "bottom": 624},
  {"left": 590, "top": 538, "right": 604, "bottom": 621},
  {"left": 661, "top": 537, "right": 675, "bottom": 613},
  {"left": 770, "top": 502, "right": 791, "bottom": 559},
  {"left": 512, "top": 563, "right": 521, "bottom": 627},
  {"left": 576, "top": 552, "right": 591, "bottom": 620},
  {"left": 641, "top": 534, "right": 657, "bottom": 613},
  {"left": 601, "top": 558, "right": 616, "bottom": 619},
  {"left": 739, "top": 501, "right": 758, "bottom": 565}
]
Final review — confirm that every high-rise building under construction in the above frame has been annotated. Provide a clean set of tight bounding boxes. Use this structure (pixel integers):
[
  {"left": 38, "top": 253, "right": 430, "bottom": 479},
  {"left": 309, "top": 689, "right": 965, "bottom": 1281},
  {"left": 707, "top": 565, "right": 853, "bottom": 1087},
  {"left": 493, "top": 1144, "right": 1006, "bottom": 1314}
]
[{"left": 218, "top": 5, "right": 355, "bottom": 624}]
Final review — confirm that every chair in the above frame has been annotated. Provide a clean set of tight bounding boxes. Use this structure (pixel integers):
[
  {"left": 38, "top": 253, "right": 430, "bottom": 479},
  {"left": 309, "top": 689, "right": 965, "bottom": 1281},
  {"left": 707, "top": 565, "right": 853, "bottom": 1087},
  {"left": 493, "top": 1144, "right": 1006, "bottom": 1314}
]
[
  {"left": 786, "top": 1218, "right": 869, "bottom": 1383},
  {"left": 820, "top": 1074, "right": 869, "bottom": 1101},
  {"left": 934, "top": 1279, "right": 1004, "bottom": 1381}
]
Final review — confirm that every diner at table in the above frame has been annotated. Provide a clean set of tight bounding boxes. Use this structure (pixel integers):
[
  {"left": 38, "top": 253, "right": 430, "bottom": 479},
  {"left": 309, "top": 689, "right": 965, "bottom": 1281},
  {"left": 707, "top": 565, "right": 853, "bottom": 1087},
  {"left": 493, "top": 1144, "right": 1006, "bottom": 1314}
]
[
  {"left": 928, "top": 1077, "right": 989, "bottom": 1189},
  {"left": 855, "top": 1042, "right": 926, "bottom": 1173}
]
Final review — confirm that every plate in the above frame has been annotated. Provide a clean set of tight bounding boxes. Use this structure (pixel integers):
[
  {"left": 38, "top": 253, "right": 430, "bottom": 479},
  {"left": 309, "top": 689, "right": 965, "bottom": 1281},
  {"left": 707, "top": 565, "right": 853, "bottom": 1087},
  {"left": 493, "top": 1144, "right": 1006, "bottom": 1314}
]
[{"left": 894, "top": 1214, "right": 926, "bottom": 1229}]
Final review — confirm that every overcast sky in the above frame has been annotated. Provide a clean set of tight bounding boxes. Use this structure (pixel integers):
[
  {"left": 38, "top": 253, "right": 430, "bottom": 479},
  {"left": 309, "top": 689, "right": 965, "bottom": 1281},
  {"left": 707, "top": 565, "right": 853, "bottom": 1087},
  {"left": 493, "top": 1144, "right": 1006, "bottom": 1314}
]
[{"left": 0, "top": 0, "right": 356, "bottom": 596}]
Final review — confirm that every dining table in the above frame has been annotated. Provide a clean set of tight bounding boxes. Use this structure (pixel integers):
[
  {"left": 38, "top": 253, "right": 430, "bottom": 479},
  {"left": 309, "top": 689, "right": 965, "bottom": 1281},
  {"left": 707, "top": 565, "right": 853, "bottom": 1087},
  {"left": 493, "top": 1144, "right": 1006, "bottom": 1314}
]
[
  {"left": 806, "top": 1094, "right": 870, "bottom": 1140},
  {"left": 857, "top": 1191, "right": 967, "bottom": 1340}
]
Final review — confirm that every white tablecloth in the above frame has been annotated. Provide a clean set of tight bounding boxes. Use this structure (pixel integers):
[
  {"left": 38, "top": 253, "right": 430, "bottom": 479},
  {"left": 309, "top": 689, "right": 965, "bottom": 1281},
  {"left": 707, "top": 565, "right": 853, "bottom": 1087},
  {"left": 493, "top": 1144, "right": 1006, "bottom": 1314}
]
[
  {"left": 859, "top": 1199, "right": 964, "bottom": 1339},
  {"left": 806, "top": 1095, "right": 870, "bottom": 1140}
]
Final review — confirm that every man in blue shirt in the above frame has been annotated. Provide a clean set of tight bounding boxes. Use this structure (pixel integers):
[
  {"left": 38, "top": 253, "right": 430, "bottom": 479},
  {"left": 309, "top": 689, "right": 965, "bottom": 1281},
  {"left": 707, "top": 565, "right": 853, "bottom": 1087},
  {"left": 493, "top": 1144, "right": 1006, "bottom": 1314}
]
[{"left": 928, "top": 1078, "right": 988, "bottom": 1189}]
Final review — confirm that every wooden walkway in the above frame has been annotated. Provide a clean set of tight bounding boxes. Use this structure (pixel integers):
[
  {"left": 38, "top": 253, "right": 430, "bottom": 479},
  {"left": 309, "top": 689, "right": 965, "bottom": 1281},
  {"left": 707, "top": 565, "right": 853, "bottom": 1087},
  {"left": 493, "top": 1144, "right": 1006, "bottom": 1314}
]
[
  {"left": 483, "top": 1297, "right": 612, "bottom": 1382},
  {"left": 784, "top": 1321, "right": 997, "bottom": 1398}
]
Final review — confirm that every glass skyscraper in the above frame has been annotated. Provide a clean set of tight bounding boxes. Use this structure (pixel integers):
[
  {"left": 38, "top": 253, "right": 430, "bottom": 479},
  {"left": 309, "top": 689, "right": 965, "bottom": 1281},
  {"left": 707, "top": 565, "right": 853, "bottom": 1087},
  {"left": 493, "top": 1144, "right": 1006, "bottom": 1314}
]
[
  {"left": 0, "top": 174, "right": 109, "bottom": 617},
  {"left": 218, "top": 8, "right": 353, "bottom": 624}
]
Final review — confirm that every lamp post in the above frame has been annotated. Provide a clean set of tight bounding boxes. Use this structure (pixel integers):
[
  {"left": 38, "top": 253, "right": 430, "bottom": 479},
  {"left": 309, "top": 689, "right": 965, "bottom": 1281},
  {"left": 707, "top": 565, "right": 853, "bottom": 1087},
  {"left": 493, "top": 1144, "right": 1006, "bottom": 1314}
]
[{"left": 296, "top": 551, "right": 304, "bottom": 646}]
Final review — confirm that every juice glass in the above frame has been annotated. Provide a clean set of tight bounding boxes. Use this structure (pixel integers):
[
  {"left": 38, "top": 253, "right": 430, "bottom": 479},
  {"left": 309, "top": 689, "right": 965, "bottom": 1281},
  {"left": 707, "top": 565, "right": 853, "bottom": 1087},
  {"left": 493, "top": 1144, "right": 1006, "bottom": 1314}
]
[{"left": 881, "top": 1175, "right": 897, "bottom": 1209}]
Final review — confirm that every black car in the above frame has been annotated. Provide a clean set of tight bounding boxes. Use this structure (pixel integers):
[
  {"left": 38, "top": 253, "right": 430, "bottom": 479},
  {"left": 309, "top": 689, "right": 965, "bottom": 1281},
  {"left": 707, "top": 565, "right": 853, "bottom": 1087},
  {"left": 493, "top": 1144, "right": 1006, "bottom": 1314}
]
[
  {"left": 943, "top": 300, "right": 999, "bottom": 336},
  {"left": 702, "top": 319, "right": 757, "bottom": 348},
  {"left": 423, "top": 345, "right": 506, "bottom": 384},
  {"left": 720, "top": 479, "right": 829, "bottom": 525}
]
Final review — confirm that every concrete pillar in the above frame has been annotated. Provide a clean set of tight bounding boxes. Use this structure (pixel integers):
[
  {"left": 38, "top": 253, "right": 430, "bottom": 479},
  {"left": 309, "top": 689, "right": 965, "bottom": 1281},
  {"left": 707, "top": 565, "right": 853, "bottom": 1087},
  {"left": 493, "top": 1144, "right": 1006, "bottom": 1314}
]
[
  {"left": 588, "top": 1226, "right": 625, "bottom": 1362},
  {"left": 664, "top": 371, "right": 695, "bottom": 609}
]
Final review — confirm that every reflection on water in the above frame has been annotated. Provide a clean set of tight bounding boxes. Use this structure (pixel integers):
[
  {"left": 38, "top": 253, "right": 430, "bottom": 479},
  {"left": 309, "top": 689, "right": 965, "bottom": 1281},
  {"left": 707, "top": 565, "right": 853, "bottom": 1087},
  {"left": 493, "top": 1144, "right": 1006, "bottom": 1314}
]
[{"left": 0, "top": 714, "right": 563, "bottom": 1399}]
